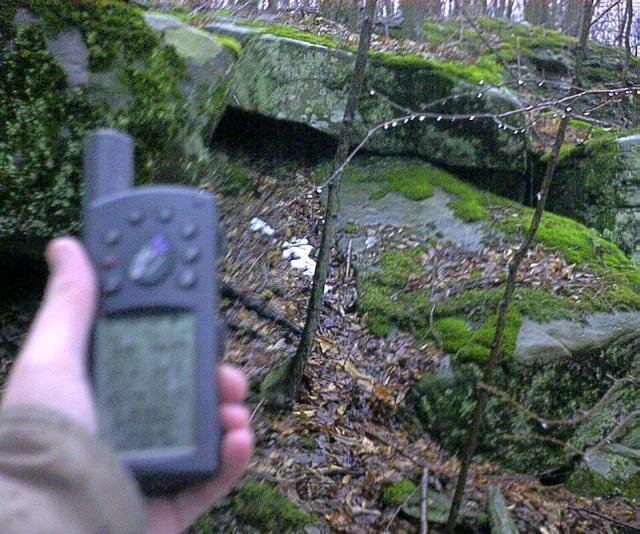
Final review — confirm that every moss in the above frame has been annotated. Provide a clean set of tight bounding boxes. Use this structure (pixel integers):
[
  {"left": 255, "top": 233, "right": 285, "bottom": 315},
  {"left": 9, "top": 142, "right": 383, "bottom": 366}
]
[
  {"left": 567, "top": 456, "right": 640, "bottom": 499},
  {"left": 542, "top": 135, "right": 624, "bottom": 235},
  {"left": 382, "top": 479, "right": 417, "bottom": 507},
  {"left": 373, "top": 166, "right": 436, "bottom": 201},
  {"left": 217, "top": 162, "right": 254, "bottom": 195},
  {"left": 344, "top": 223, "right": 359, "bottom": 234},
  {"left": 369, "top": 51, "right": 501, "bottom": 85},
  {"left": 361, "top": 163, "right": 489, "bottom": 222},
  {"left": 0, "top": 0, "right": 201, "bottom": 246},
  {"left": 209, "top": 34, "right": 242, "bottom": 59},
  {"left": 413, "top": 345, "right": 638, "bottom": 476},
  {"left": 232, "top": 481, "right": 314, "bottom": 532},
  {"left": 241, "top": 20, "right": 352, "bottom": 51},
  {"left": 29, "top": 0, "right": 159, "bottom": 72}
]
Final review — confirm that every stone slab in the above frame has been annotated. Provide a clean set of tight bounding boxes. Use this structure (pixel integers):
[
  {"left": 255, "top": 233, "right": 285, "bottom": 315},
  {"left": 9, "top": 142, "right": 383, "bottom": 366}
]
[{"left": 516, "top": 312, "right": 640, "bottom": 365}]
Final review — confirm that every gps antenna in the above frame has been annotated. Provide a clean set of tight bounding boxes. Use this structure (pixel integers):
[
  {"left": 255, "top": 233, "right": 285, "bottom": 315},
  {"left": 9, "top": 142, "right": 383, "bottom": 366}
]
[{"left": 83, "top": 128, "right": 134, "bottom": 205}]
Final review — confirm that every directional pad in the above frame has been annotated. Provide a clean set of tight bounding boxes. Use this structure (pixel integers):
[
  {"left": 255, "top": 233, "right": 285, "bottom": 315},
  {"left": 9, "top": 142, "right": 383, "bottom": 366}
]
[{"left": 129, "top": 233, "right": 174, "bottom": 285}]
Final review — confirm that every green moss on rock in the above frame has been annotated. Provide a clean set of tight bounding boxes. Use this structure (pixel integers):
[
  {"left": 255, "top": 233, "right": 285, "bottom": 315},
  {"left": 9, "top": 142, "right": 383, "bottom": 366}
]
[
  {"left": 232, "top": 481, "right": 314, "bottom": 532},
  {"left": 0, "top": 1, "right": 228, "bottom": 251},
  {"left": 543, "top": 135, "right": 624, "bottom": 235},
  {"left": 382, "top": 479, "right": 417, "bottom": 507}
]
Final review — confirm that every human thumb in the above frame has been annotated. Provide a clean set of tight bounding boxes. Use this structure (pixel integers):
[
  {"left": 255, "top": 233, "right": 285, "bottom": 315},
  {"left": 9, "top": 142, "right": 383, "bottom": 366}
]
[{"left": 10, "top": 237, "right": 97, "bottom": 379}]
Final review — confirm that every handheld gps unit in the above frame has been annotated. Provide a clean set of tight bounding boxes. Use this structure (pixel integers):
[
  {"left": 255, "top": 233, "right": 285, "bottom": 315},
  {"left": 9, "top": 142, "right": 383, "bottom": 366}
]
[{"left": 82, "top": 129, "right": 222, "bottom": 494}]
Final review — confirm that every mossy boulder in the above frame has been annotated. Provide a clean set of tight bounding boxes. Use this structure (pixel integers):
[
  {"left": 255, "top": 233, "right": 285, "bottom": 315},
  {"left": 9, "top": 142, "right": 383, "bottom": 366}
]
[
  {"left": 0, "top": 2, "right": 235, "bottom": 254},
  {"left": 336, "top": 158, "right": 640, "bottom": 495},
  {"left": 220, "top": 23, "right": 525, "bottom": 173},
  {"left": 231, "top": 481, "right": 314, "bottom": 532}
]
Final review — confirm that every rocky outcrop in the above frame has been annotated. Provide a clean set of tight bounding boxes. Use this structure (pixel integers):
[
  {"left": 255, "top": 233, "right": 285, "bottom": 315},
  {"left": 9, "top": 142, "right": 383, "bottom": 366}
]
[
  {"left": 211, "top": 23, "right": 526, "bottom": 173},
  {"left": 612, "top": 134, "right": 640, "bottom": 262},
  {"left": 516, "top": 312, "right": 640, "bottom": 365},
  {"left": 337, "top": 158, "right": 639, "bottom": 496},
  {"left": 143, "top": 13, "right": 236, "bottom": 167},
  {"left": 0, "top": 4, "right": 235, "bottom": 252}
]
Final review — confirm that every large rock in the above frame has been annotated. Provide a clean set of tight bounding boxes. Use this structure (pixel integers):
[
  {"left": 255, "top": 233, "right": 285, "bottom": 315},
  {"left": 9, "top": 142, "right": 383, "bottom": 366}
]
[
  {"left": 216, "top": 23, "right": 525, "bottom": 172},
  {"left": 337, "top": 158, "right": 639, "bottom": 496},
  {"left": 612, "top": 134, "right": 640, "bottom": 262},
  {"left": 143, "top": 13, "right": 236, "bottom": 167},
  {"left": 0, "top": 3, "right": 235, "bottom": 254},
  {"left": 516, "top": 312, "right": 640, "bottom": 365}
]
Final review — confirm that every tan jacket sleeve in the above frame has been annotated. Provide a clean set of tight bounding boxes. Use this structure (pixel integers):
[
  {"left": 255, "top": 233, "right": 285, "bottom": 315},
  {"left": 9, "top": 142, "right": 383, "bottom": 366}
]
[{"left": 0, "top": 405, "right": 146, "bottom": 534}]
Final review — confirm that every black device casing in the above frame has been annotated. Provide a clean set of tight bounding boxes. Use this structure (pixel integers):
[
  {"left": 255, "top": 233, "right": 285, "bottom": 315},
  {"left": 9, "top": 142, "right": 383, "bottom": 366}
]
[{"left": 83, "top": 186, "right": 222, "bottom": 495}]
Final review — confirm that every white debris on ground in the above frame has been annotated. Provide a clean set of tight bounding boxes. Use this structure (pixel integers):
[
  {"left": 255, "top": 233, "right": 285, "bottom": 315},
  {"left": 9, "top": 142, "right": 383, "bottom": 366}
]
[
  {"left": 365, "top": 236, "right": 377, "bottom": 249},
  {"left": 283, "top": 238, "right": 315, "bottom": 276},
  {"left": 250, "top": 217, "right": 275, "bottom": 236}
]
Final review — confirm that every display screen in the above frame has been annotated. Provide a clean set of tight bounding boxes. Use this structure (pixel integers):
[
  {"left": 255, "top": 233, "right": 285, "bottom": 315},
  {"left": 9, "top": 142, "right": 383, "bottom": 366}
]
[{"left": 94, "top": 311, "right": 196, "bottom": 452}]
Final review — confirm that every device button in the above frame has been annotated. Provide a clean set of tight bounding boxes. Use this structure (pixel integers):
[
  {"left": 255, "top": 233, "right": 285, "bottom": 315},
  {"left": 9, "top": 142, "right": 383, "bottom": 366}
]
[
  {"left": 101, "top": 255, "right": 117, "bottom": 269},
  {"left": 104, "top": 229, "right": 121, "bottom": 245},
  {"left": 129, "top": 233, "right": 174, "bottom": 285},
  {"left": 184, "top": 246, "right": 200, "bottom": 263},
  {"left": 178, "top": 269, "right": 197, "bottom": 288},
  {"left": 158, "top": 208, "right": 173, "bottom": 223},
  {"left": 181, "top": 223, "right": 198, "bottom": 239},
  {"left": 103, "top": 275, "right": 121, "bottom": 294},
  {"left": 128, "top": 209, "right": 144, "bottom": 225}
]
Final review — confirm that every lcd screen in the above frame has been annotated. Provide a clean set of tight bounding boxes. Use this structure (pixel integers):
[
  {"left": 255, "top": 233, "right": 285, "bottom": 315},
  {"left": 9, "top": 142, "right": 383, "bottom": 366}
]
[{"left": 94, "top": 311, "right": 196, "bottom": 452}]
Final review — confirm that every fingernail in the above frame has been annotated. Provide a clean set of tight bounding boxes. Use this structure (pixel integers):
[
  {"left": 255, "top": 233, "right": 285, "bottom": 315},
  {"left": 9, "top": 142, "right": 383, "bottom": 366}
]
[{"left": 45, "top": 238, "right": 75, "bottom": 275}]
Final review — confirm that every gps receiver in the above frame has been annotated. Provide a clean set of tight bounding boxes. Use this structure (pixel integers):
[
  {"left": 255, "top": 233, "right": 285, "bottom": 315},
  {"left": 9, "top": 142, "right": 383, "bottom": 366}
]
[{"left": 82, "top": 129, "right": 222, "bottom": 494}]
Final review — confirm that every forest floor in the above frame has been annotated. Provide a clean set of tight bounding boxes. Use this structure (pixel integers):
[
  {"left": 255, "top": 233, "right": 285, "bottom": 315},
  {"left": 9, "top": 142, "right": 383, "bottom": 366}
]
[
  {"left": 0, "top": 151, "right": 637, "bottom": 533},
  {"left": 0, "top": 6, "right": 637, "bottom": 532},
  {"left": 197, "top": 146, "right": 638, "bottom": 531}
]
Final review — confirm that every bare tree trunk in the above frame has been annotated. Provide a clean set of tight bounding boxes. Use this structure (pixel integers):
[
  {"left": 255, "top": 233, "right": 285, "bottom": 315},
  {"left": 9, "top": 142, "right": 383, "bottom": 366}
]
[
  {"left": 623, "top": 0, "right": 633, "bottom": 73},
  {"left": 261, "top": 0, "right": 377, "bottom": 404},
  {"left": 445, "top": 1, "right": 594, "bottom": 531},
  {"left": 402, "top": 0, "right": 427, "bottom": 43}
]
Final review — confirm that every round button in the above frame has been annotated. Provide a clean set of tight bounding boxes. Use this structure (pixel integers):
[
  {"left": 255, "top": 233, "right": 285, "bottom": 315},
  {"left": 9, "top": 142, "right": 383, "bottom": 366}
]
[
  {"left": 101, "top": 255, "right": 117, "bottom": 269},
  {"left": 181, "top": 223, "right": 198, "bottom": 239},
  {"left": 158, "top": 208, "right": 173, "bottom": 223},
  {"left": 128, "top": 209, "right": 144, "bottom": 225},
  {"left": 103, "top": 275, "right": 121, "bottom": 294},
  {"left": 104, "top": 229, "right": 121, "bottom": 245},
  {"left": 179, "top": 269, "right": 197, "bottom": 288},
  {"left": 184, "top": 246, "right": 200, "bottom": 263}
]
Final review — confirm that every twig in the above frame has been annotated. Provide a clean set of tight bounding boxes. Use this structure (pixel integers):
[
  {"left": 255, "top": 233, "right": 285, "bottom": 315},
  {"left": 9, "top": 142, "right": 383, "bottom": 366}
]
[
  {"left": 345, "top": 238, "right": 352, "bottom": 280},
  {"left": 384, "top": 486, "right": 419, "bottom": 534},
  {"left": 311, "top": 85, "right": 640, "bottom": 194},
  {"left": 421, "top": 466, "right": 429, "bottom": 534},
  {"left": 584, "top": 409, "right": 640, "bottom": 458},
  {"left": 501, "top": 434, "right": 583, "bottom": 456},
  {"left": 568, "top": 505, "right": 640, "bottom": 531},
  {"left": 220, "top": 282, "right": 303, "bottom": 335},
  {"left": 249, "top": 398, "right": 265, "bottom": 423},
  {"left": 478, "top": 376, "right": 635, "bottom": 429},
  {"left": 590, "top": 0, "right": 624, "bottom": 29}
]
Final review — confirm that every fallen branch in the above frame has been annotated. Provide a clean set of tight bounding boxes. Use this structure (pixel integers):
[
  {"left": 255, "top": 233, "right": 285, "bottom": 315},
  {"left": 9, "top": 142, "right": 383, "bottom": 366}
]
[
  {"left": 568, "top": 505, "right": 640, "bottom": 531},
  {"left": 220, "top": 282, "right": 303, "bottom": 335},
  {"left": 585, "top": 409, "right": 640, "bottom": 458}
]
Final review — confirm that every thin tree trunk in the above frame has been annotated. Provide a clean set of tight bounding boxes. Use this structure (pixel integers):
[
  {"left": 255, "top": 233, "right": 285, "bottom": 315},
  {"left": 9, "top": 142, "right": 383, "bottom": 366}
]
[
  {"left": 623, "top": 0, "right": 633, "bottom": 74},
  {"left": 444, "top": 1, "right": 594, "bottom": 531},
  {"left": 402, "top": 0, "right": 427, "bottom": 43},
  {"left": 262, "top": 0, "right": 377, "bottom": 403}
]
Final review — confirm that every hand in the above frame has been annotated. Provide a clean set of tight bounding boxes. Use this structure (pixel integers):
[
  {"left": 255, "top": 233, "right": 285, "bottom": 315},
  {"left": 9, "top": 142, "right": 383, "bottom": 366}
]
[{"left": 2, "top": 237, "right": 253, "bottom": 532}]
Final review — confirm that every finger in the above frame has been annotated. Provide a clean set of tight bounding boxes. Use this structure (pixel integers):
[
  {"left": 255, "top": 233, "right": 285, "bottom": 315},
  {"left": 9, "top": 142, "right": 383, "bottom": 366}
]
[
  {"left": 18, "top": 238, "right": 97, "bottom": 372},
  {"left": 219, "top": 404, "right": 250, "bottom": 430},
  {"left": 175, "top": 428, "right": 254, "bottom": 526},
  {"left": 218, "top": 365, "right": 248, "bottom": 403}
]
